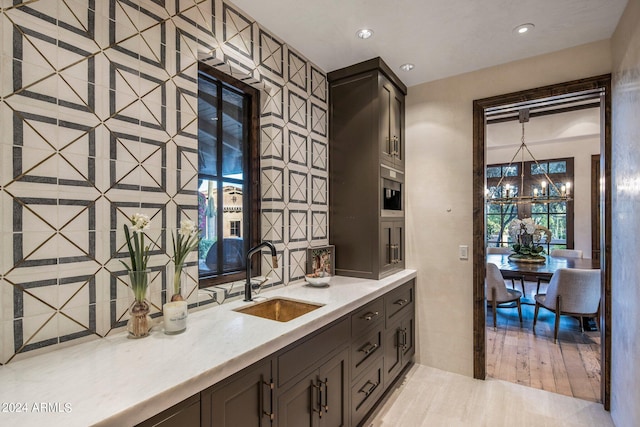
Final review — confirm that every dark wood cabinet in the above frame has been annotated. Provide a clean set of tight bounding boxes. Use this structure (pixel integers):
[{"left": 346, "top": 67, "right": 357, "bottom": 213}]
[
  {"left": 383, "top": 311, "right": 415, "bottom": 388},
  {"left": 202, "top": 358, "right": 273, "bottom": 427},
  {"left": 277, "top": 347, "right": 349, "bottom": 427},
  {"left": 141, "top": 278, "right": 415, "bottom": 427},
  {"left": 328, "top": 57, "right": 407, "bottom": 280},
  {"left": 136, "top": 394, "right": 200, "bottom": 427},
  {"left": 379, "top": 75, "right": 404, "bottom": 170}
]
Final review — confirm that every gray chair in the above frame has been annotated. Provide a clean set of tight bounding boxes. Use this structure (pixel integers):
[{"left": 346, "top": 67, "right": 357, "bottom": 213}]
[
  {"left": 533, "top": 268, "right": 601, "bottom": 343},
  {"left": 536, "top": 249, "right": 584, "bottom": 294},
  {"left": 487, "top": 246, "right": 527, "bottom": 296},
  {"left": 486, "top": 262, "right": 522, "bottom": 330}
]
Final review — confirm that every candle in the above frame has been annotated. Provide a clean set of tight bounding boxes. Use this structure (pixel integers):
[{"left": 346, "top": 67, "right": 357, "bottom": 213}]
[
  {"left": 566, "top": 182, "right": 571, "bottom": 196},
  {"left": 540, "top": 181, "right": 547, "bottom": 196},
  {"left": 533, "top": 188, "right": 539, "bottom": 197},
  {"left": 561, "top": 185, "right": 566, "bottom": 196},
  {"left": 163, "top": 301, "right": 188, "bottom": 334},
  {"left": 505, "top": 184, "right": 510, "bottom": 198}
]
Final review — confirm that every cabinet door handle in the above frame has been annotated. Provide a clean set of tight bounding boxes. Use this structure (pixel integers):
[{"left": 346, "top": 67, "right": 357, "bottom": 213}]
[
  {"left": 359, "top": 342, "right": 379, "bottom": 356},
  {"left": 360, "top": 311, "right": 379, "bottom": 321},
  {"left": 358, "top": 380, "right": 379, "bottom": 396},
  {"left": 394, "top": 298, "right": 408, "bottom": 306},
  {"left": 318, "top": 378, "right": 329, "bottom": 412},
  {"left": 312, "top": 381, "right": 323, "bottom": 418},
  {"left": 401, "top": 327, "right": 408, "bottom": 350},
  {"left": 260, "top": 377, "right": 275, "bottom": 421}
]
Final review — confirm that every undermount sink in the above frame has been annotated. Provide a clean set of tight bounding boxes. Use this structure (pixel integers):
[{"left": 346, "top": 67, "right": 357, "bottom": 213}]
[{"left": 234, "top": 298, "right": 323, "bottom": 322}]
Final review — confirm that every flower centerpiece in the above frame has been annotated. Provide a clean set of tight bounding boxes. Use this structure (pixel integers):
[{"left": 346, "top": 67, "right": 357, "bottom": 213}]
[
  {"left": 120, "top": 213, "right": 153, "bottom": 338},
  {"left": 507, "top": 217, "right": 552, "bottom": 263},
  {"left": 170, "top": 219, "right": 201, "bottom": 301}
]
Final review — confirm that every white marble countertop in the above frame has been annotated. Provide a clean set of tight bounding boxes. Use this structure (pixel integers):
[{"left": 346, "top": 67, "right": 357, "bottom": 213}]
[{"left": 0, "top": 270, "right": 417, "bottom": 427}]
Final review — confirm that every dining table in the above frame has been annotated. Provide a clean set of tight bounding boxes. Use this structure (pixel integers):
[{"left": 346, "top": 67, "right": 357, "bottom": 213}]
[{"left": 486, "top": 253, "right": 600, "bottom": 281}]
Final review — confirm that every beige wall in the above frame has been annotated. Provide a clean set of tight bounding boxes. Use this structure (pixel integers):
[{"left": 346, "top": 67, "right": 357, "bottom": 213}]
[
  {"left": 405, "top": 40, "right": 611, "bottom": 375},
  {"left": 610, "top": 0, "right": 640, "bottom": 425}
]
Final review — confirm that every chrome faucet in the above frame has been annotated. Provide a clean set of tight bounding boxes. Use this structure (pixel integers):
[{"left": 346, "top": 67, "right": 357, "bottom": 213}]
[{"left": 244, "top": 241, "right": 278, "bottom": 302}]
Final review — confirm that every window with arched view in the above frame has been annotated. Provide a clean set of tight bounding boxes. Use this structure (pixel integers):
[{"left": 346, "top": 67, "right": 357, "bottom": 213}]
[
  {"left": 486, "top": 157, "right": 574, "bottom": 252},
  {"left": 197, "top": 63, "right": 259, "bottom": 286}
]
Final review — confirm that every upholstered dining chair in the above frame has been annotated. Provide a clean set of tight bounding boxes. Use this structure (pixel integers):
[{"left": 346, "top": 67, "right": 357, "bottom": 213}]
[
  {"left": 536, "top": 249, "right": 584, "bottom": 294},
  {"left": 486, "top": 247, "right": 526, "bottom": 295},
  {"left": 533, "top": 268, "right": 601, "bottom": 343},
  {"left": 486, "top": 262, "right": 522, "bottom": 330}
]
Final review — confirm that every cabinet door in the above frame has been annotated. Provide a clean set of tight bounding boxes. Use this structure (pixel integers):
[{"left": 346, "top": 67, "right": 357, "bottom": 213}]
[
  {"left": 380, "top": 220, "right": 404, "bottom": 277},
  {"left": 277, "top": 348, "right": 349, "bottom": 427},
  {"left": 204, "top": 358, "right": 273, "bottom": 427},
  {"left": 390, "top": 84, "right": 404, "bottom": 169},
  {"left": 318, "top": 348, "right": 349, "bottom": 427},
  {"left": 383, "top": 312, "right": 414, "bottom": 388},
  {"left": 136, "top": 394, "right": 200, "bottom": 427},
  {"left": 379, "top": 76, "right": 404, "bottom": 170}
]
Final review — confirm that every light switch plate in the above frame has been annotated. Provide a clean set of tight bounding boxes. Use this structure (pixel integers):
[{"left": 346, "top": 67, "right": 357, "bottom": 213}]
[{"left": 459, "top": 245, "right": 469, "bottom": 260}]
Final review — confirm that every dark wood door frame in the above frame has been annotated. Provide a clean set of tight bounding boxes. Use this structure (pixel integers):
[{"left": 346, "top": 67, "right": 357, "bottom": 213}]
[{"left": 472, "top": 75, "right": 612, "bottom": 409}]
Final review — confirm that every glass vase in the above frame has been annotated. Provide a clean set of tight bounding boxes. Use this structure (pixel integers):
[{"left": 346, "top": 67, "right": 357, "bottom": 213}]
[
  {"left": 127, "top": 269, "right": 152, "bottom": 338},
  {"left": 171, "top": 264, "right": 187, "bottom": 302}
]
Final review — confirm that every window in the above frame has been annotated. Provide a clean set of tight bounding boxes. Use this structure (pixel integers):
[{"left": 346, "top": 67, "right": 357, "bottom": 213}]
[
  {"left": 486, "top": 157, "right": 574, "bottom": 252},
  {"left": 230, "top": 221, "right": 241, "bottom": 237},
  {"left": 197, "top": 63, "right": 259, "bottom": 286}
]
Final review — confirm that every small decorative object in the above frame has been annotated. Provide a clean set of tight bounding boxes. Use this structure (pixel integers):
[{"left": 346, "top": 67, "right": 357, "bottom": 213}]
[
  {"left": 163, "top": 300, "right": 188, "bottom": 335},
  {"left": 121, "top": 213, "right": 153, "bottom": 338},
  {"left": 305, "top": 273, "right": 331, "bottom": 287},
  {"left": 170, "top": 219, "right": 200, "bottom": 302},
  {"left": 507, "top": 217, "right": 552, "bottom": 263},
  {"left": 306, "top": 245, "right": 335, "bottom": 277}
]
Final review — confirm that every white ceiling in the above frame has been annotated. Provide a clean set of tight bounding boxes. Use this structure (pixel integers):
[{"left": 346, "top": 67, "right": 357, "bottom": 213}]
[{"left": 231, "top": 0, "right": 628, "bottom": 88}]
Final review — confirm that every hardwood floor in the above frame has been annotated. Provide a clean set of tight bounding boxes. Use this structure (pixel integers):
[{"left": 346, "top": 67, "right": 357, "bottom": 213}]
[{"left": 486, "top": 280, "right": 601, "bottom": 403}]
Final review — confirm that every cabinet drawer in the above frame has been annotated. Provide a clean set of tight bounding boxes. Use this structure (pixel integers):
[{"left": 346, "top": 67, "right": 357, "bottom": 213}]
[
  {"left": 351, "top": 296, "right": 384, "bottom": 336},
  {"left": 278, "top": 317, "right": 349, "bottom": 387},
  {"left": 351, "top": 326, "right": 383, "bottom": 379},
  {"left": 350, "top": 357, "right": 384, "bottom": 427},
  {"left": 385, "top": 280, "right": 414, "bottom": 324}
]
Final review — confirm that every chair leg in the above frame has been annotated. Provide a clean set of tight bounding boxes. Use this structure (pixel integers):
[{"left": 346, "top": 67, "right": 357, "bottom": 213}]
[
  {"left": 533, "top": 302, "right": 540, "bottom": 328},
  {"left": 554, "top": 296, "right": 562, "bottom": 344},
  {"left": 492, "top": 288, "right": 497, "bottom": 330},
  {"left": 579, "top": 316, "right": 584, "bottom": 333},
  {"left": 520, "top": 277, "right": 526, "bottom": 297},
  {"left": 516, "top": 298, "right": 522, "bottom": 327},
  {"left": 536, "top": 278, "right": 541, "bottom": 294}
]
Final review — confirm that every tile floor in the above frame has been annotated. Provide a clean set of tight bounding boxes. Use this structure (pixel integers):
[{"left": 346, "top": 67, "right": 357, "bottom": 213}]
[{"left": 365, "top": 364, "right": 615, "bottom": 427}]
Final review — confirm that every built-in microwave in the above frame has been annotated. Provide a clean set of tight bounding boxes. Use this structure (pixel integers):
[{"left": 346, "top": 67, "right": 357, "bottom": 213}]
[{"left": 381, "top": 165, "right": 403, "bottom": 217}]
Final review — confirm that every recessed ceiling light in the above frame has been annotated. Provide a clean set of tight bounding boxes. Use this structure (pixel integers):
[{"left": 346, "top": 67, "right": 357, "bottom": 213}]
[
  {"left": 513, "top": 23, "right": 535, "bottom": 34},
  {"left": 399, "top": 63, "right": 414, "bottom": 72},
  {"left": 356, "top": 28, "right": 374, "bottom": 39}
]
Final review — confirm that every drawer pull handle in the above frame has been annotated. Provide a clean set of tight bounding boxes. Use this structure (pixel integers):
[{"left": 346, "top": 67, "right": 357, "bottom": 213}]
[
  {"left": 361, "top": 311, "right": 379, "bottom": 321},
  {"left": 359, "top": 342, "right": 379, "bottom": 355},
  {"left": 358, "top": 380, "right": 379, "bottom": 397},
  {"left": 394, "top": 298, "right": 408, "bottom": 306}
]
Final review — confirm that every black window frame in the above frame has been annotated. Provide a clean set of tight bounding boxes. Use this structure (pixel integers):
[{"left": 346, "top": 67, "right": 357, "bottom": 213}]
[
  {"left": 486, "top": 157, "right": 574, "bottom": 252},
  {"left": 197, "top": 62, "right": 260, "bottom": 287}
]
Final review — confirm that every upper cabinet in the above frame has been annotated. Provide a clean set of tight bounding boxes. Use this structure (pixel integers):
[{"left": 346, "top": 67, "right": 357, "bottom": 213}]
[
  {"left": 328, "top": 58, "right": 407, "bottom": 279},
  {"left": 379, "top": 75, "right": 405, "bottom": 170}
]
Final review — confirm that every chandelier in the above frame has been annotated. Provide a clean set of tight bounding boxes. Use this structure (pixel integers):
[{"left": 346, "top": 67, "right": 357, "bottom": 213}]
[{"left": 486, "top": 109, "right": 572, "bottom": 206}]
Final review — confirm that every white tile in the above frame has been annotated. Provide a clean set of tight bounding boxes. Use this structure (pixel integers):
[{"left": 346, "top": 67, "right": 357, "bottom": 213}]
[{"left": 365, "top": 364, "right": 614, "bottom": 427}]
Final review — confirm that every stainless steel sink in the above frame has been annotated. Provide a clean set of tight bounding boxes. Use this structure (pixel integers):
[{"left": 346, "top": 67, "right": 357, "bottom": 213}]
[{"left": 234, "top": 298, "right": 323, "bottom": 322}]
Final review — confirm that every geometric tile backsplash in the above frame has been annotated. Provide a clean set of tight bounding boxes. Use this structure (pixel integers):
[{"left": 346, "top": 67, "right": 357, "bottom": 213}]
[{"left": 0, "top": 0, "right": 328, "bottom": 364}]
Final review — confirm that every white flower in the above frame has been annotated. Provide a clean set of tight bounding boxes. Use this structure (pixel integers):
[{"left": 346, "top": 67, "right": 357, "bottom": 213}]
[
  {"left": 178, "top": 219, "right": 197, "bottom": 237},
  {"left": 130, "top": 213, "right": 151, "bottom": 233}
]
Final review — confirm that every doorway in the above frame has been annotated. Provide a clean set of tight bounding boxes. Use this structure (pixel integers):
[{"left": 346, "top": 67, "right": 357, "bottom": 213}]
[{"left": 472, "top": 75, "right": 612, "bottom": 408}]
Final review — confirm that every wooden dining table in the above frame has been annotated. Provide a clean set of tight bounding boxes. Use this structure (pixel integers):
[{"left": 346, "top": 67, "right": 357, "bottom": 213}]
[{"left": 486, "top": 253, "right": 600, "bottom": 280}]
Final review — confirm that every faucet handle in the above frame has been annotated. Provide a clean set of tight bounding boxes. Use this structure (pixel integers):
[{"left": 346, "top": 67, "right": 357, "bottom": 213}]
[{"left": 271, "top": 255, "right": 278, "bottom": 269}]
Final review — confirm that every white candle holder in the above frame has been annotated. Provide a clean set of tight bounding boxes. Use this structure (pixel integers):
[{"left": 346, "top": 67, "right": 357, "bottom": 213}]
[{"left": 163, "top": 301, "right": 188, "bottom": 335}]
